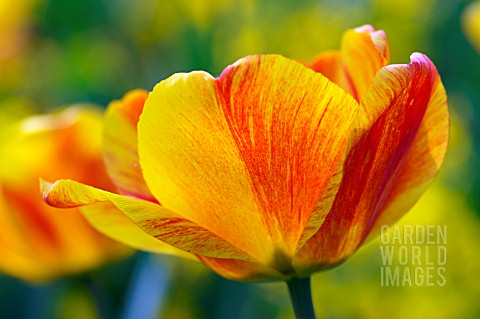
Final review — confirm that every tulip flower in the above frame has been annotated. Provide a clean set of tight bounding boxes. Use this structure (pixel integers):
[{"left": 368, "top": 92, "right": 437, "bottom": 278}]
[
  {"left": 42, "top": 25, "right": 449, "bottom": 317},
  {"left": 462, "top": 1, "right": 480, "bottom": 53},
  {"left": 0, "top": 107, "right": 130, "bottom": 281}
]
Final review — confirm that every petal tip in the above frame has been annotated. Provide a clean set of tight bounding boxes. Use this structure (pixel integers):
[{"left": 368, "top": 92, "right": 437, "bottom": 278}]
[
  {"left": 409, "top": 53, "right": 438, "bottom": 73},
  {"left": 410, "top": 52, "right": 438, "bottom": 65},
  {"left": 161, "top": 71, "right": 214, "bottom": 88},
  {"left": 39, "top": 178, "right": 53, "bottom": 200},
  {"left": 353, "top": 25, "right": 387, "bottom": 41},
  {"left": 40, "top": 179, "right": 65, "bottom": 208},
  {"left": 354, "top": 24, "right": 376, "bottom": 33}
]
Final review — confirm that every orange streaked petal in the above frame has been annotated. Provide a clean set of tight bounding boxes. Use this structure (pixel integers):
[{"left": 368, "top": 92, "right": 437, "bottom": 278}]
[
  {"left": 197, "top": 256, "right": 289, "bottom": 282},
  {"left": 42, "top": 179, "right": 254, "bottom": 261},
  {"left": 294, "top": 53, "right": 441, "bottom": 273},
  {"left": 368, "top": 56, "right": 449, "bottom": 237},
  {"left": 216, "top": 55, "right": 358, "bottom": 254},
  {"left": 103, "top": 89, "right": 157, "bottom": 202},
  {"left": 138, "top": 55, "right": 358, "bottom": 263},
  {"left": 80, "top": 202, "right": 196, "bottom": 260},
  {"left": 307, "top": 25, "right": 390, "bottom": 102}
]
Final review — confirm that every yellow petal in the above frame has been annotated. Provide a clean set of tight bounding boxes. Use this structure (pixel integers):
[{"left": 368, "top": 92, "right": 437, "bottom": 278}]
[
  {"left": 42, "top": 179, "right": 255, "bottom": 261},
  {"left": 343, "top": 25, "right": 390, "bottom": 101},
  {"left": 307, "top": 25, "right": 390, "bottom": 102},
  {"left": 197, "top": 256, "right": 289, "bottom": 282},
  {"left": 138, "top": 70, "right": 274, "bottom": 264},
  {"left": 103, "top": 90, "right": 157, "bottom": 202},
  {"left": 80, "top": 202, "right": 196, "bottom": 260},
  {"left": 138, "top": 55, "right": 358, "bottom": 263}
]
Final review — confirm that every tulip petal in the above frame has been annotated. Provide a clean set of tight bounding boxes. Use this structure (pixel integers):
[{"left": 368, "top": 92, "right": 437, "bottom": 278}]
[
  {"left": 197, "top": 256, "right": 289, "bottom": 282},
  {"left": 342, "top": 25, "right": 390, "bottom": 101},
  {"left": 306, "top": 51, "right": 342, "bottom": 84},
  {"left": 42, "top": 179, "right": 255, "bottom": 261},
  {"left": 103, "top": 90, "right": 157, "bottom": 202},
  {"left": 367, "top": 55, "right": 449, "bottom": 236},
  {"left": 308, "top": 25, "right": 390, "bottom": 102},
  {"left": 139, "top": 55, "right": 358, "bottom": 262},
  {"left": 294, "top": 166, "right": 343, "bottom": 251},
  {"left": 217, "top": 55, "right": 358, "bottom": 255},
  {"left": 80, "top": 202, "right": 196, "bottom": 260},
  {"left": 294, "top": 54, "right": 444, "bottom": 273}
]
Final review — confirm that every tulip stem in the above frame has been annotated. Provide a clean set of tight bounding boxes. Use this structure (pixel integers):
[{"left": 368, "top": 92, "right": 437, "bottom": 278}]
[
  {"left": 85, "top": 275, "right": 112, "bottom": 319},
  {"left": 286, "top": 277, "right": 316, "bottom": 319}
]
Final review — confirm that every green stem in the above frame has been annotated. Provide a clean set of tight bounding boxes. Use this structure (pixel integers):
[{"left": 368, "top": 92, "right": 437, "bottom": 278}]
[
  {"left": 85, "top": 275, "right": 111, "bottom": 319},
  {"left": 286, "top": 277, "right": 316, "bottom": 319}
]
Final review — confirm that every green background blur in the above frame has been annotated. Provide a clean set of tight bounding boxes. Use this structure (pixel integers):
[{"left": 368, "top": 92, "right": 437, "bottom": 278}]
[{"left": 1, "top": 0, "right": 480, "bottom": 318}]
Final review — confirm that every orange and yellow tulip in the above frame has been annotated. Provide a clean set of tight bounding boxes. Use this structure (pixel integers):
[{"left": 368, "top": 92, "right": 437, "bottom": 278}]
[
  {"left": 42, "top": 25, "right": 449, "bottom": 282},
  {"left": 0, "top": 107, "right": 129, "bottom": 281}
]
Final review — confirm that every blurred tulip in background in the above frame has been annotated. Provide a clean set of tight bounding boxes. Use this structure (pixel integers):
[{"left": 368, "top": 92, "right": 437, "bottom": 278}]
[
  {"left": 0, "top": 107, "right": 130, "bottom": 281},
  {"left": 462, "top": 1, "right": 480, "bottom": 53}
]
